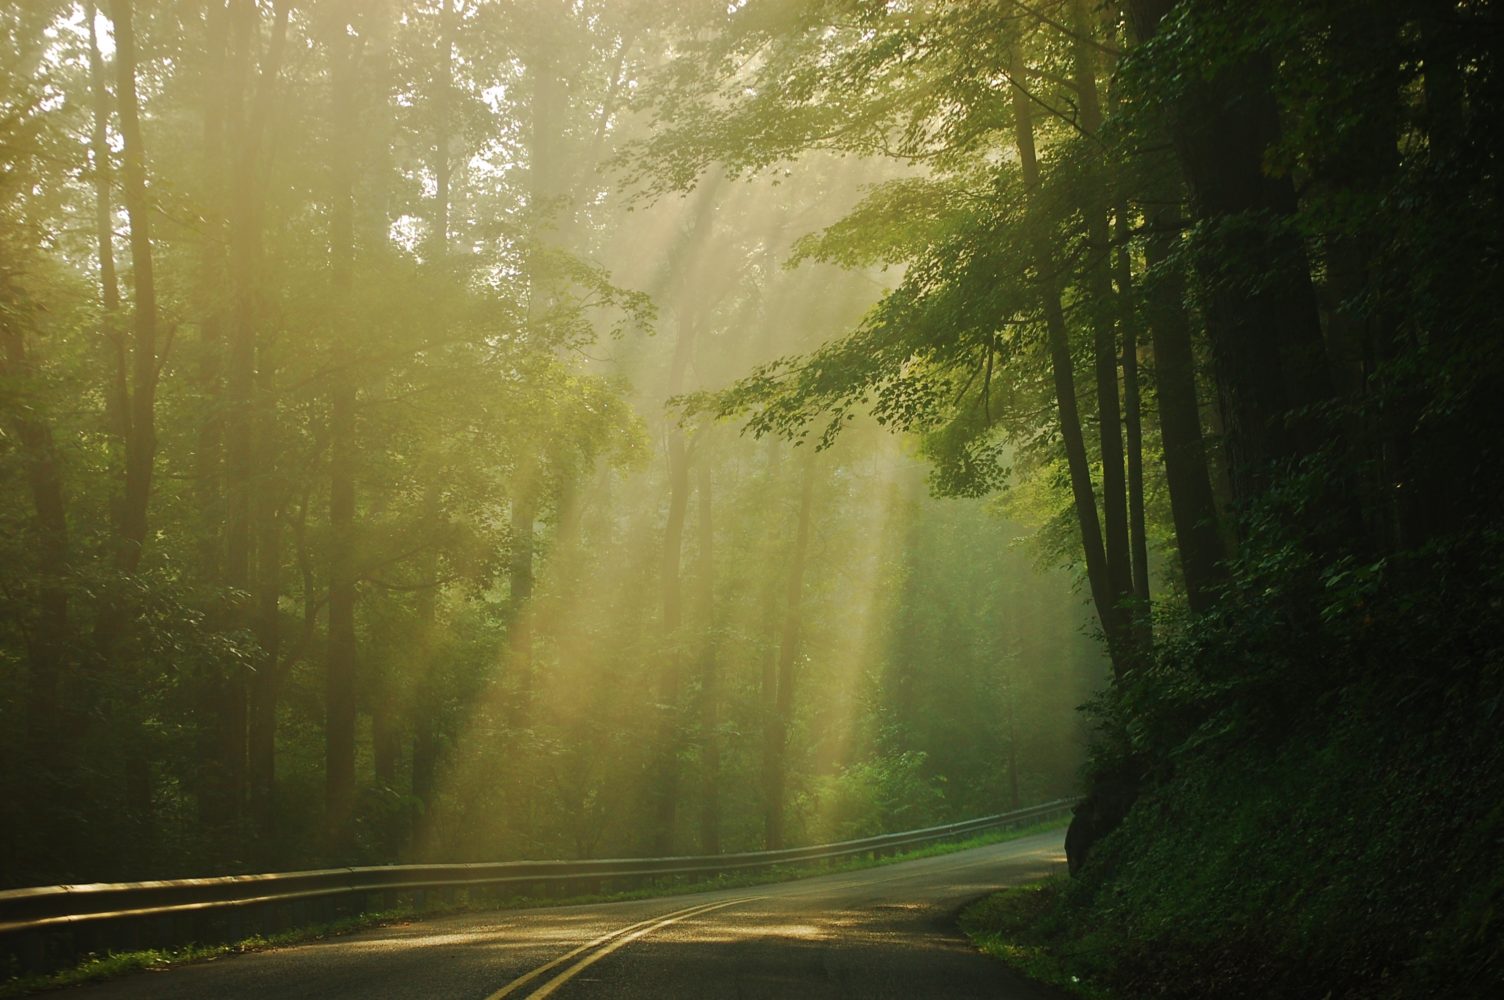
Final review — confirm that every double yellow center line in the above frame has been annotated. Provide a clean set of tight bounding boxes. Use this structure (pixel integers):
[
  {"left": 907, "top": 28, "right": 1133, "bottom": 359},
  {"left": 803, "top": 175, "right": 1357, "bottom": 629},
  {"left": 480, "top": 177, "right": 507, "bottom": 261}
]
[{"left": 484, "top": 895, "right": 762, "bottom": 1000}]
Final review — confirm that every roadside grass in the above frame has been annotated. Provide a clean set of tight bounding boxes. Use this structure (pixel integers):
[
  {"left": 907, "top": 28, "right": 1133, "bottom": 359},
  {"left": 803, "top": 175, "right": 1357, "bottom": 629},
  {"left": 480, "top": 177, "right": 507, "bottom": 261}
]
[
  {"left": 960, "top": 878, "right": 1111, "bottom": 1000},
  {"left": 1, "top": 817, "right": 1067, "bottom": 998}
]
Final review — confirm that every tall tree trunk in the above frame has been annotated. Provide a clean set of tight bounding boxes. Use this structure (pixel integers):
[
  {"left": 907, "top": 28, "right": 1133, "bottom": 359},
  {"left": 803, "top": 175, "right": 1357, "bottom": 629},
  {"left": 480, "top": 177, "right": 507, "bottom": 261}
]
[
  {"left": 249, "top": 495, "right": 281, "bottom": 842},
  {"left": 0, "top": 321, "right": 69, "bottom": 762},
  {"left": 1070, "top": 0, "right": 1134, "bottom": 640},
  {"left": 87, "top": 2, "right": 126, "bottom": 466},
  {"left": 695, "top": 459, "right": 721, "bottom": 854},
  {"left": 109, "top": 0, "right": 159, "bottom": 575},
  {"left": 197, "top": 0, "right": 228, "bottom": 585},
  {"left": 245, "top": 0, "right": 291, "bottom": 842},
  {"left": 410, "top": 583, "right": 439, "bottom": 816},
  {"left": 1113, "top": 202, "right": 1152, "bottom": 620},
  {"left": 651, "top": 309, "right": 696, "bottom": 855},
  {"left": 1134, "top": 174, "right": 1226, "bottom": 612},
  {"left": 411, "top": 479, "right": 444, "bottom": 814},
  {"left": 764, "top": 450, "right": 816, "bottom": 851},
  {"left": 194, "top": 0, "right": 260, "bottom": 857},
  {"left": 81, "top": 0, "right": 117, "bottom": 736},
  {"left": 325, "top": 4, "right": 360, "bottom": 853},
  {"left": 433, "top": 0, "right": 455, "bottom": 260},
  {"left": 508, "top": 478, "right": 537, "bottom": 715},
  {"left": 1126, "top": 0, "right": 1335, "bottom": 504},
  {"left": 411, "top": 5, "right": 456, "bottom": 813},
  {"left": 1007, "top": 36, "right": 1124, "bottom": 678},
  {"left": 1007, "top": 680, "right": 1021, "bottom": 811}
]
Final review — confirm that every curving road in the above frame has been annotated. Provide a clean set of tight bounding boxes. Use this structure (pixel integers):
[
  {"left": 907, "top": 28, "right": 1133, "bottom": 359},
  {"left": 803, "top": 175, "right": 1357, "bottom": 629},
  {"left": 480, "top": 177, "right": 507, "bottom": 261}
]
[{"left": 69, "top": 830, "right": 1068, "bottom": 999}]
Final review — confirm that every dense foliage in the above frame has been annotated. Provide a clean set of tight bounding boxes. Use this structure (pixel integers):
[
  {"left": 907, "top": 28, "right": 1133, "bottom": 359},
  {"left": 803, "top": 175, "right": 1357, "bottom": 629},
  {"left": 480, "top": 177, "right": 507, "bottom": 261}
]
[
  {"left": 4, "top": 0, "right": 1500, "bottom": 992},
  {"left": 0, "top": 0, "right": 1103, "bottom": 891},
  {"left": 623, "top": 0, "right": 1504, "bottom": 995}
]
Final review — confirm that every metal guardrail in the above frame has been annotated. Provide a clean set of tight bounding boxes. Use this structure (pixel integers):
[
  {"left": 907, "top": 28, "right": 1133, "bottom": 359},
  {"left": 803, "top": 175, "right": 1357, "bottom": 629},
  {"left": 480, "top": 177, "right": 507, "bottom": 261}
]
[{"left": 0, "top": 798, "right": 1075, "bottom": 977}]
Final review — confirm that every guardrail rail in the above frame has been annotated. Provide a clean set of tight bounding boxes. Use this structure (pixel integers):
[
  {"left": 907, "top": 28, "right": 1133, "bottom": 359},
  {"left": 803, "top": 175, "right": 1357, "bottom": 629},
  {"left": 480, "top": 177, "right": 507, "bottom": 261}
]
[{"left": 0, "top": 797, "right": 1076, "bottom": 977}]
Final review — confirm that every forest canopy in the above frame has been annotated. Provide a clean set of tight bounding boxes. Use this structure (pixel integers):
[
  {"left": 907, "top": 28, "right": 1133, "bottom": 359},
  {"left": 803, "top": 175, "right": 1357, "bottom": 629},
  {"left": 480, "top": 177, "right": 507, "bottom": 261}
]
[{"left": 2, "top": 5, "right": 1502, "bottom": 994}]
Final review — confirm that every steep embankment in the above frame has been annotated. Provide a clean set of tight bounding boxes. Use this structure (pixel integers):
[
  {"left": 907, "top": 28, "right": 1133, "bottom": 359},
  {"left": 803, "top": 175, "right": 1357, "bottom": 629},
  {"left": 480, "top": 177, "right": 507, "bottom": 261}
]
[{"left": 966, "top": 537, "right": 1504, "bottom": 999}]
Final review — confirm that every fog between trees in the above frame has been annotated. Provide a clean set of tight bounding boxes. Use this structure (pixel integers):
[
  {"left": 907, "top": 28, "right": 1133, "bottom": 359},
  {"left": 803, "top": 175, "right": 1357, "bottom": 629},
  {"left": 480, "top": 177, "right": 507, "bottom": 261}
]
[{"left": 0, "top": 1, "right": 1105, "bottom": 885}]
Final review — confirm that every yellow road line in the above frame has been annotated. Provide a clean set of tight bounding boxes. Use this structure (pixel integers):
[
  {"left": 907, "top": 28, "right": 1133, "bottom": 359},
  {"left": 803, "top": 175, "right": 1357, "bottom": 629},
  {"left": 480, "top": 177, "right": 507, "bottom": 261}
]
[
  {"left": 522, "top": 896, "right": 759, "bottom": 999},
  {"left": 483, "top": 896, "right": 759, "bottom": 1000}
]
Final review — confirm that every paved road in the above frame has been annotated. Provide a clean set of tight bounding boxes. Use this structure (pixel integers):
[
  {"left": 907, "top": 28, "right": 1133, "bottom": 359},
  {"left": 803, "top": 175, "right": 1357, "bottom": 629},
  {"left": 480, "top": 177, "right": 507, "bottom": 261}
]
[{"left": 72, "top": 831, "right": 1068, "bottom": 999}]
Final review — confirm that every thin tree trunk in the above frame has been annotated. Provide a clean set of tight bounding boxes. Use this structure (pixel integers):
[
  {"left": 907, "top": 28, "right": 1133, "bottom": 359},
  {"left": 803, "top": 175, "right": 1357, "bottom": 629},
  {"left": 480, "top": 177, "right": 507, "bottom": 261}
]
[
  {"left": 1113, "top": 203, "right": 1152, "bottom": 619},
  {"left": 248, "top": 496, "right": 281, "bottom": 841},
  {"left": 0, "top": 322, "right": 69, "bottom": 759},
  {"left": 695, "top": 460, "right": 721, "bottom": 854},
  {"left": 764, "top": 450, "right": 816, "bottom": 851},
  {"left": 508, "top": 478, "right": 537, "bottom": 715},
  {"left": 86, "top": 2, "right": 126, "bottom": 462},
  {"left": 325, "top": 4, "right": 360, "bottom": 853},
  {"left": 1007, "top": 682, "right": 1021, "bottom": 811},
  {"left": 108, "top": 0, "right": 159, "bottom": 574},
  {"left": 81, "top": 0, "right": 117, "bottom": 731},
  {"left": 245, "top": 0, "right": 291, "bottom": 843},
  {"left": 411, "top": 5, "right": 455, "bottom": 811},
  {"left": 411, "top": 481, "right": 443, "bottom": 813},
  {"left": 1070, "top": 0, "right": 1134, "bottom": 638},
  {"left": 651, "top": 309, "right": 696, "bottom": 855},
  {"left": 1134, "top": 181, "right": 1227, "bottom": 611},
  {"left": 433, "top": 0, "right": 455, "bottom": 259},
  {"left": 197, "top": 0, "right": 228, "bottom": 585},
  {"left": 1007, "top": 36, "right": 1124, "bottom": 678}
]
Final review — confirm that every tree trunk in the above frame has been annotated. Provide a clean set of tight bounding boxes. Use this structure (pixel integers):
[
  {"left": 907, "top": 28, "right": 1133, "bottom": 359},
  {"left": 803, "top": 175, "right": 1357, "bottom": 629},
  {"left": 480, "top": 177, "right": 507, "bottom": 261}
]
[
  {"left": 108, "top": 0, "right": 159, "bottom": 574},
  {"left": 764, "top": 450, "right": 815, "bottom": 851},
  {"left": 1070, "top": 0, "right": 1135, "bottom": 642},
  {"left": 1126, "top": 0, "right": 1335, "bottom": 504},
  {"left": 508, "top": 478, "right": 537, "bottom": 715},
  {"left": 197, "top": 0, "right": 228, "bottom": 586},
  {"left": 244, "top": 0, "right": 291, "bottom": 844},
  {"left": 695, "top": 459, "right": 721, "bottom": 854},
  {"left": 650, "top": 309, "right": 696, "bottom": 855},
  {"left": 1139, "top": 195, "right": 1226, "bottom": 612},
  {"left": 1113, "top": 202, "right": 1152, "bottom": 621},
  {"left": 86, "top": 1, "right": 126, "bottom": 465},
  {"left": 1007, "top": 682, "right": 1021, "bottom": 811},
  {"left": 325, "top": 4, "right": 360, "bottom": 853},
  {"left": 1007, "top": 36, "right": 1124, "bottom": 678},
  {"left": 410, "top": 484, "right": 444, "bottom": 816},
  {"left": 0, "top": 321, "right": 70, "bottom": 761},
  {"left": 412, "top": 4, "right": 456, "bottom": 812},
  {"left": 433, "top": 0, "right": 455, "bottom": 260}
]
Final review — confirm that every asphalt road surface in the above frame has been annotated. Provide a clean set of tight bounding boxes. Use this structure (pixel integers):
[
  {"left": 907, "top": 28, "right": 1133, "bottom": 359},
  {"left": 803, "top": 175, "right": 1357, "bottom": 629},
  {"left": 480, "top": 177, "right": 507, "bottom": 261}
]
[{"left": 70, "top": 830, "right": 1069, "bottom": 999}]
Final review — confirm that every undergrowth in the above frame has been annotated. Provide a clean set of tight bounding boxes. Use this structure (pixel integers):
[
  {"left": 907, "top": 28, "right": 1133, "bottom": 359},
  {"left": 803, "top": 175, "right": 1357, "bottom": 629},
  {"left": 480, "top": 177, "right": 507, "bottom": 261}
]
[{"left": 962, "top": 525, "right": 1504, "bottom": 999}]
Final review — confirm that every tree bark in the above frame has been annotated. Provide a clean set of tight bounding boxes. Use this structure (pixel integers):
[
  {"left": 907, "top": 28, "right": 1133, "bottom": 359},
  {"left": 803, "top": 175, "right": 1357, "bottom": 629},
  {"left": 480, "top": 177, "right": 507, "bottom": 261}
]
[
  {"left": 432, "top": 0, "right": 456, "bottom": 260},
  {"left": 108, "top": 0, "right": 160, "bottom": 575},
  {"left": 0, "top": 319, "right": 69, "bottom": 760},
  {"left": 325, "top": 3, "right": 360, "bottom": 853},
  {"left": 1007, "top": 36, "right": 1124, "bottom": 678},
  {"left": 197, "top": 0, "right": 228, "bottom": 587},
  {"left": 245, "top": 0, "right": 291, "bottom": 843},
  {"left": 1113, "top": 202, "right": 1152, "bottom": 620},
  {"left": 695, "top": 459, "right": 721, "bottom": 854},
  {"left": 1070, "top": 0, "right": 1134, "bottom": 639},
  {"left": 650, "top": 307, "right": 696, "bottom": 855},
  {"left": 763, "top": 450, "right": 815, "bottom": 851},
  {"left": 1126, "top": 0, "right": 1335, "bottom": 503},
  {"left": 508, "top": 477, "right": 538, "bottom": 715},
  {"left": 86, "top": 1, "right": 126, "bottom": 461}
]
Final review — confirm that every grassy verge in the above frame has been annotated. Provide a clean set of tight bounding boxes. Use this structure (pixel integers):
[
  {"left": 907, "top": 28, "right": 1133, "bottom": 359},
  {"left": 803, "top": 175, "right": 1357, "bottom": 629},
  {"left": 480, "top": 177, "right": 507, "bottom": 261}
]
[
  {"left": 2, "top": 817, "right": 1067, "bottom": 998},
  {"left": 965, "top": 689, "right": 1504, "bottom": 1000},
  {"left": 961, "top": 878, "right": 1109, "bottom": 1000}
]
